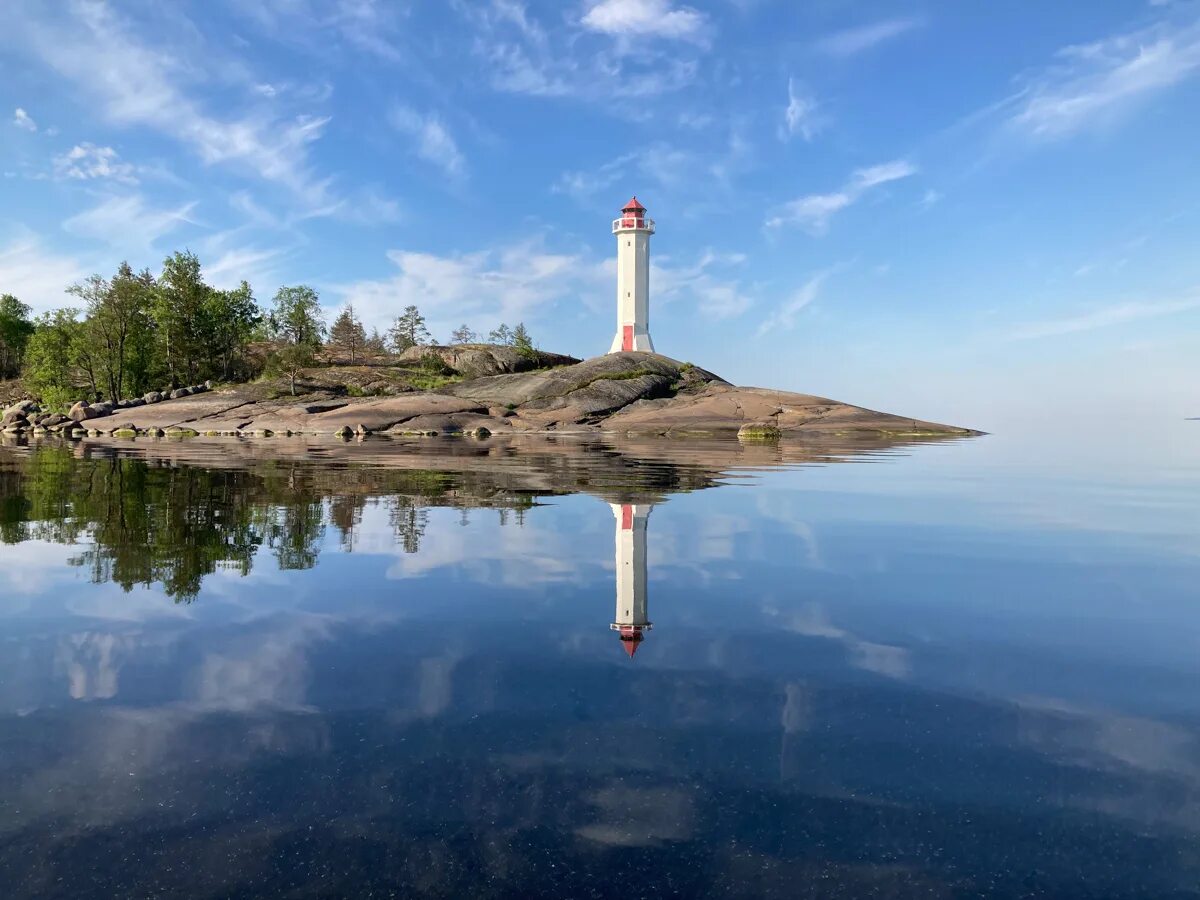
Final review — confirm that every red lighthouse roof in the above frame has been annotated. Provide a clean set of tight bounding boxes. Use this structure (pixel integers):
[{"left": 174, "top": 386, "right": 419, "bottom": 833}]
[
  {"left": 621, "top": 196, "right": 646, "bottom": 212},
  {"left": 618, "top": 626, "right": 645, "bottom": 658}
]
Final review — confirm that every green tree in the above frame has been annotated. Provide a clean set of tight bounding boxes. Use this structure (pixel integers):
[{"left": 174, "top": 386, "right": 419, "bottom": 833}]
[
  {"left": 450, "top": 324, "right": 477, "bottom": 344},
  {"left": 488, "top": 323, "right": 513, "bottom": 345},
  {"left": 69, "top": 263, "right": 156, "bottom": 402},
  {"left": 365, "top": 327, "right": 387, "bottom": 357},
  {"left": 22, "top": 309, "right": 87, "bottom": 408},
  {"left": 267, "top": 285, "right": 325, "bottom": 395},
  {"left": 156, "top": 251, "right": 212, "bottom": 385},
  {"left": 206, "top": 280, "right": 261, "bottom": 382},
  {"left": 389, "top": 305, "right": 430, "bottom": 352},
  {"left": 511, "top": 322, "right": 535, "bottom": 358},
  {"left": 0, "top": 294, "right": 34, "bottom": 379},
  {"left": 328, "top": 303, "right": 367, "bottom": 363}
]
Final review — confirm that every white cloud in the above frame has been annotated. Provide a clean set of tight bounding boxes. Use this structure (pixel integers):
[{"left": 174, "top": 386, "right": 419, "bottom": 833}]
[
  {"left": 63, "top": 194, "right": 198, "bottom": 253},
  {"left": 390, "top": 107, "right": 467, "bottom": 180},
  {"left": 919, "top": 188, "right": 942, "bottom": 209},
  {"left": 2, "top": 1, "right": 334, "bottom": 205},
  {"left": 0, "top": 234, "right": 89, "bottom": 314},
  {"left": 12, "top": 107, "right": 37, "bottom": 131},
  {"left": 335, "top": 242, "right": 606, "bottom": 335},
  {"left": 581, "top": 0, "right": 709, "bottom": 43},
  {"left": 654, "top": 250, "right": 753, "bottom": 320},
  {"left": 766, "top": 159, "right": 917, "bottom": 233},
  {"left": 781, "top": 78, "right": 822, "bottom": 142},
  {"left": 203, "top": 246, "right": 287, "bottom": 292},
  {"left": 1009, "top": 295, "right": 1200, "bottom": 339},
  {"left": 756, "top": 270, "right": 831, "bottom": 335},
  {"left": 461, "top": 1, "right": 699, "bottom": 100},
  {"left": 53, "top": 143, "right": 138, "bottom": 184},
  {"left": 1010, "top": 20, "right": 1200, "bottom": 138},
  {"left": 816, "top": 17, "right": 920, "bottom": 57}
]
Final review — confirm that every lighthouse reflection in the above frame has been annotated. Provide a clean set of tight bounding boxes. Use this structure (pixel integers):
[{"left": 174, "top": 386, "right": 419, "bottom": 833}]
[{"left": 609, "top": 502, "right": 653, "bottom": 658}]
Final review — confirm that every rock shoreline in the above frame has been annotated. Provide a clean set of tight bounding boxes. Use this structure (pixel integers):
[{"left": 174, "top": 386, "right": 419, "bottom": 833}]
[{"left": 1, "top": 352, "right": 980, "bottom": 440}]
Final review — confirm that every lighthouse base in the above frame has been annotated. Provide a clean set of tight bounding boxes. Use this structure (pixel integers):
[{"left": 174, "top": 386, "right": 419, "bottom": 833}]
[{"left": 608, "top": 326, "right": 655, "bottom": 354}]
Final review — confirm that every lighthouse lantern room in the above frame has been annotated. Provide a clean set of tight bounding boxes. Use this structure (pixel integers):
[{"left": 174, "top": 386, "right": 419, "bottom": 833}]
[{"left": 608, "top": 196, "right": 656, "bottom": 354}]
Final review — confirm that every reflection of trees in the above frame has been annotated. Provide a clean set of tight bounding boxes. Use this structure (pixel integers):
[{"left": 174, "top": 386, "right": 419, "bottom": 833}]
[{"left": 0, "top": 448, "right": 539, "bottom": 602}]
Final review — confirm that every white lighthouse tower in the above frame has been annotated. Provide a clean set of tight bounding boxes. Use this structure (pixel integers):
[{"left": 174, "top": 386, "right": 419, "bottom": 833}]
[
  {"left": 608, "top": 197, "right": 656, "bottom": 354},
  {"left": 609, "top": 502, "right": 653, "bottom": 658}
]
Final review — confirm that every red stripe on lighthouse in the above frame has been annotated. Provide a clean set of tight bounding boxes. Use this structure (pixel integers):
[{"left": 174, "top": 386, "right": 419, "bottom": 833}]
[
  {"left": 622, "top": 325, "right": 633, "bottom": 351},
  {"left": 621, "top": 505, "right": 633, "bottom": 530}
]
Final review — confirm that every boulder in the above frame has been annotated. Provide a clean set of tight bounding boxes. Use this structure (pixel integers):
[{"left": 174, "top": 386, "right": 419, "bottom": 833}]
[
  {"left": 193, "top": 383, "right": 209, "bottom": 393},
  {"left": 203, "top": 380, "right": 214, "bottom": 390},
  {"left": 354, "top": 424, "right": 370, "bottom": 435},
  {"left": 5, "top": 400, "right": 38, "bottom": 416},
  {"left": 127, "top": 397, "right": 145, "bottom": 407},
  {"left": 0, "top": 410, "right": 28, "bottom": 427},
  {"left": 334, "top": 425, "right": 353, "bottom": 438},
  {"left": 68, "top": 403, "right": 96, "bottom": 422},
  {"left": 90, "top": 402, "right": 113, "bottom": 417},
  {"left": 169, "top": 388, "right": 192, "bottom": 400},
  {"left": 143, "top": 392, "right": 162, "bottom": 404},
  {"left": 42, "top": 414, "right": 68, "bottom": 427}
]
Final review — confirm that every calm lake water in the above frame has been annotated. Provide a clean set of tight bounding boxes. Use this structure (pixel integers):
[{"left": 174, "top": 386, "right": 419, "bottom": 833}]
[{"left": 0, "top": 425, "right": 1197, "bottom": 899}]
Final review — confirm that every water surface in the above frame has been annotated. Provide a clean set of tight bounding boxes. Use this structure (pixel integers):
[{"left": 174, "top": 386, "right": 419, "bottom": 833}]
[{"left": 1, "top": 427, "right": 1197, "bottom": 898}]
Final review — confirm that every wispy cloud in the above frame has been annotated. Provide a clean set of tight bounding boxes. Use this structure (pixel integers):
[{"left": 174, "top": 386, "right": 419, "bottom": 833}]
[
  {"left": 336, "top": 242, "right": 606, "bottom": 335},
  {"left": 816, "top": 17, "right": 920, "bottom": 57},
  {"left": 766, "top": 159, "right": 917, "bottom": 233},
  {"left": 1010, "top": 19, "right": 1200, "bottom": 139},
  {"left": 781, "top": 78, "right": 823, "bottom": 141},
  {"left": 1009, "top": 295, "right": 1200, "bottom": 339},
  {"left": 1, "top": 1, "right": 334, "bottom": 206},
  {"left": 580, "top": 0, "right": 709, "bottom": 44},
  {"left": 53, "top": 143, "right": 138, "bottom": 184},
  {"left": 0, "top": 233, "right": 89, "bottom": 313},
  {"left": 63, "top": 194, "right": 198, "bottom": 253},
  {"left": 461, "top": 0, "right": 700, "bottom": 100},
  {"left": 756, "top": 270, "right": 832, "bottom": 335},
  {"left": 390, "top": 106, "right": 467, "bottom": 180},
  {"left": 655, "top": 250, "right": 753, "bottom": 320},
  {"left": 12, "top": 107, "right": 37, "bottom": 131}
]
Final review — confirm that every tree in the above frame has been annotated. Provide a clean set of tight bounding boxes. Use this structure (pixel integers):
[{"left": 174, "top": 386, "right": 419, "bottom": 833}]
[
  {"left": 69, "top": 263, "right": 155, "bottom": 403},
  {"left": 328, "top": 303, "right": 367, "bottom": 363},
  {"left": 389, "top": 305, "right": 430, "bottom": 352},
  {"left": 450, "top": 324, "right": 477, "bottom": 344},
  {"left": 511, "top": 322, "right": 535, "bottom": 359},
  {"left": 206, "top": 280, "right": 261, "bottom": 382},
  {"left": 267, "top": 285, "right": 325, "bottom": 395},
  {"left": 364, "top": 327, "right": 387, "bottom": 357},
  {"left": 22, "top": 309, "right": 87, "bottom": 408},
  {"left": 0, "top": 294, "right": 34, "bottom": 379},
  {"left": 488, "top": 323, "right": 513, "bottom": 345},
  {"left": 156, "top": 251, "right": 213, "bottom": 385}
]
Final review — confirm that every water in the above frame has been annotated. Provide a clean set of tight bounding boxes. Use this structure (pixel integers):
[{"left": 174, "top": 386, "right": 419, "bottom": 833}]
[{"left": 0, "top": 427, "right": 1197, "bottom": 899}]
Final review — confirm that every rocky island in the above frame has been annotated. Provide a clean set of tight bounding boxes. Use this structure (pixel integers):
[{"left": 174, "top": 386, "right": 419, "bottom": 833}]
[{"left": 1, "top": 345, "right": 977, "bottom": 440}]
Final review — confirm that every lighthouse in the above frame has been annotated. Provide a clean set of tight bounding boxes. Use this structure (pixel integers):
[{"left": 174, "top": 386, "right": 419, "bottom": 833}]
[
  {"left": 609, "top": 502, "right": 653, "bottom": 657},
  {"left": 608, "top": 197, "right": 656, "bottom": 354}
]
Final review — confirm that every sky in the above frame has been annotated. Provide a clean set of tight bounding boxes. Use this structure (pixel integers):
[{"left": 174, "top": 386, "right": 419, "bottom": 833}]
[{"left": 1, "top": 0, "right": 1198, "bottom": 431}]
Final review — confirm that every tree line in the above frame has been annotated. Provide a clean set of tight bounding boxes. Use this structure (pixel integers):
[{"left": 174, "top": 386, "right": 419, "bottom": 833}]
[{"left": 0, "top": 250, "right": 540, "bottom": 405}]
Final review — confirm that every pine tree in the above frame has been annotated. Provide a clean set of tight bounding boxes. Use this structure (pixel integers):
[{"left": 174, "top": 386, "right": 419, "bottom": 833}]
[
  {"left": 389, "top": 305, "right": 430, "bottom": 352},
  {"left": 511, "top": 322, "right": 535, "bottom": 359},
  {"left": 488, "top": 323, "right": 513, "bottom": 345},
  {"left": 450, "top": 324, "right": 477, "bottom": 344},
  {"left": 328, "top": 303, "right": 367, "bottom": 363}
]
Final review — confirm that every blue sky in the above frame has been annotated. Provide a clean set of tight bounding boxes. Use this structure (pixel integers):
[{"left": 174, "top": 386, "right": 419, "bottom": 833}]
[{"left": 2, "top": 0, "right": 1198, "bottom": 429}]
